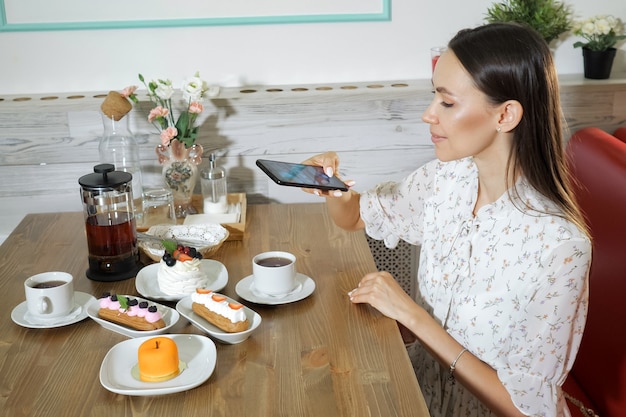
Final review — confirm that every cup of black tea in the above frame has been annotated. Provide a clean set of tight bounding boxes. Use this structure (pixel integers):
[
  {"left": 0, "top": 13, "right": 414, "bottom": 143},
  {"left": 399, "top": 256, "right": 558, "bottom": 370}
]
[
  {"left": 252, "top": 251, "right": 296, "bottom": 296},
  {"left": 24, "top": 272, "right": 74, "bottom": 318}
]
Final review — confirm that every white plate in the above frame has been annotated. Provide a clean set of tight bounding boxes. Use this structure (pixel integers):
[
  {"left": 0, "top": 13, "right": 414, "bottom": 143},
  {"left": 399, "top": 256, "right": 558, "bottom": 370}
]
[
  {"left": 176, "top": 295, "right": 262, "bottom": 344},
  {"left": 235, "top": 273, "right": 315, "bottom": 305},
  {"left": 135, "top": 260, "right": 228, "bottom": 302},
  {"left": 87, "top": 295, "right": 180, "bottom": 338},
  {"left": 11, "top": 292, "right": 95, "bottom": 329},
  {"left": 99, "top": 334, "right": 216, "bottom": 396}
]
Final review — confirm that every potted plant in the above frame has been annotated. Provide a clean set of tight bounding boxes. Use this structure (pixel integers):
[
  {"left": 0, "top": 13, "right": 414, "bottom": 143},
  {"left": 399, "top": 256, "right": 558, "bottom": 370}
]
[
  {"left": 572, "top": 14, "right": 626, "bottom": 79},
  {"left": 485, "top": 0, "right": 574, "bottom": 44}
]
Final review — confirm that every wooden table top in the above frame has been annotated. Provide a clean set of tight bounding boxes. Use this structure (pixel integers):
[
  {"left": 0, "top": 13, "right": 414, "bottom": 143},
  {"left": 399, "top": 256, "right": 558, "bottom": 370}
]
[{"left": 0, "top": 203, "right": 429, "bottom": 417}]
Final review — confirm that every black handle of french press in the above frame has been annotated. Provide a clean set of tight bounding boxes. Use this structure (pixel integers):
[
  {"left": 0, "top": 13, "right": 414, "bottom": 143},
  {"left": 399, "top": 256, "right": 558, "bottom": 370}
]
[{"left": 94, "top": 163, "right": 115, "bottom": 181}]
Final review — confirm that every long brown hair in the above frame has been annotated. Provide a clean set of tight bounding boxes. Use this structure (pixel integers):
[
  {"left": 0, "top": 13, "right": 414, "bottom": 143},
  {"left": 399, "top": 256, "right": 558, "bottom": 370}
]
[{"left": 449, "top": 22, "right": 589, "bottom": 236}]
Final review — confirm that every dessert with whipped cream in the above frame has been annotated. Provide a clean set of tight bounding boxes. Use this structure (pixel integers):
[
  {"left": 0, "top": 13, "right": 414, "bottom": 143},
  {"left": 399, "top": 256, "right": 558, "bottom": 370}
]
[
  {"left": 157, "top": 244, "right": 209, "bottom": 295},
  {"left": 98, "top": 293, "right": 165, "bottom": 331},
  {"left": 191, "top": 288, "right": 249, "bottom": 333}
]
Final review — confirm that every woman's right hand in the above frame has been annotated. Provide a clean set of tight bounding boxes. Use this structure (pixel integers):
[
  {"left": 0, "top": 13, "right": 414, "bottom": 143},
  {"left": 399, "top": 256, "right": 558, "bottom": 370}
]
[
  {"left": 302, "top": 152, "right": 362, "bottom": 229},
  {"left": 301, "top": 151, "right": 340, "bottom": 176},
  {"left": 301, "top": 152, "right": 353, "bottom": 197}
]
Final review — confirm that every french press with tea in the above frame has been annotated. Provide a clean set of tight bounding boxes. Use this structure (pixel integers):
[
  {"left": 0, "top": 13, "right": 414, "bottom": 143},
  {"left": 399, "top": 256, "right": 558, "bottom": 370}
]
[{"left": 78, "top": 163, "right": 141, "bottom": 281}]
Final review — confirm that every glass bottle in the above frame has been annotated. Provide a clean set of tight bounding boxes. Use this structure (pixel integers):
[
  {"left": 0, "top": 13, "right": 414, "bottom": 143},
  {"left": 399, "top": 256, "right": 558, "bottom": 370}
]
[
  {"left": 99, "top": 113, "right": 144, "bottom": 219},
  {"left": 201, "top": 153, "right": 228, "bottom": 214}
]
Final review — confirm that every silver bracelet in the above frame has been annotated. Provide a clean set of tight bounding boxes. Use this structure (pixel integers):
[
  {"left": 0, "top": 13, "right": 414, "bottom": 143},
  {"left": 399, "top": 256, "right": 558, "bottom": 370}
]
[{"left": 448, "top": 348, "right": 468, "bottom": 381}]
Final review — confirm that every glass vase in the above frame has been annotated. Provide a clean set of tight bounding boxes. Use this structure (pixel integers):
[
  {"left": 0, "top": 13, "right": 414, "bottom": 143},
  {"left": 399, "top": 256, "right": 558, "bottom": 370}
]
[{"left": 156, "top": 139, "right": 203, "bottom": 219}]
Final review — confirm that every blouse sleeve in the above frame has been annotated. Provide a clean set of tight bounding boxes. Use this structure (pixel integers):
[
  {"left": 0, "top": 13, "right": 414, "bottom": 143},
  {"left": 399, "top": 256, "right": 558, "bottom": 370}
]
[
  {"left": 498, "top": 237, "right": 591, "bottom": 416},
  {"left": 360, "top": 160, "right": 440, "bottom": 248}
]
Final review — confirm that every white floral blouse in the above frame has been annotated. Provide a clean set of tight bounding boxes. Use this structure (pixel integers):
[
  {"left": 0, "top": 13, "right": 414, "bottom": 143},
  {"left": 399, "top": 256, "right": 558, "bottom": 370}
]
[{"left": 360, "top": 158, "right": 591, "bottom": 417}]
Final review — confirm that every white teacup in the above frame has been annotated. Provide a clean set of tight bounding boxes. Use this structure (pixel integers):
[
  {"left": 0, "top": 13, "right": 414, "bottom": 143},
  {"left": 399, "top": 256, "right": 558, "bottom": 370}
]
[
  {"left": 252, "top": 251, "right": 297, "bottom": 296},
  {"left": 24, "top": 272, "right": 75, "bottom": 319}
]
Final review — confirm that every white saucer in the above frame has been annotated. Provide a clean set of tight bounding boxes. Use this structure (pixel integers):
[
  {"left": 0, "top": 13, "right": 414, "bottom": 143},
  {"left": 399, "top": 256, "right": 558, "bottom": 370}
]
[
  {"left": 135, "top": 259, "right": 228, "bottom": 302},
  {"left": 11, "top": 292, "right": 95, "bottom": 329},
  {"left": 87, "top": 295, "right": 181, "bottom": 338},
  {"left": 235, "top": 273, "right": 315, "bottom": 305},
  {"left": 176, "top": 295, "right": 262, "bottom": 344},
  {"left": 99, "top": 334, "right": 216, "bottom": 396}
]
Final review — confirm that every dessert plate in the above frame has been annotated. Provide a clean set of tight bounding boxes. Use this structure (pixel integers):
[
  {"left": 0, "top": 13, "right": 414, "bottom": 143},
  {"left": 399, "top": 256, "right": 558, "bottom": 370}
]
[
  {"left": 99, "top": 334, "right": 216, "bottom": 396},
  {"left": 176, "top": 295, "right": 262, "bottom": 344},
  {"left": 86, "top": 295, "right": 180, "bottom": 338},
  {"left": 11, "top": 291, "right": 94, "bottom": 329},
  {"left": 235, "top": 273, "right": 315, "bottom": 305},
  {"left": 135, "top": 259, "right": 228, "bottom": 302}
]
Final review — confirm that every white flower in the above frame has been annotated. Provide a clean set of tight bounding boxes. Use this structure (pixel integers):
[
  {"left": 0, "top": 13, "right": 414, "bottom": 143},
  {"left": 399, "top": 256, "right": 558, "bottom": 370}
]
[
  {"left": 182, "top": 73, "right": 208, "bottom": 102},
  {"left": 595, "top": 18, "right": 612, "bottom": 36},
  {"left": 581, "top": 21, "right": 596, "bottom": 37},
  {"left": 573, "top": 14, "right": 626, "bottom": 52},
  {"left": 154, "top": 79, "right": 174, "bottom": 100}
]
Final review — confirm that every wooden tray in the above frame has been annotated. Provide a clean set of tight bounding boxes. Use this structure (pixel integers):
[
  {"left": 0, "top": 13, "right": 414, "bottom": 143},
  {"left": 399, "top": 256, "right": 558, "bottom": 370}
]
[{"left": 189, "top": 193, "right": 247, "bottom": 241}]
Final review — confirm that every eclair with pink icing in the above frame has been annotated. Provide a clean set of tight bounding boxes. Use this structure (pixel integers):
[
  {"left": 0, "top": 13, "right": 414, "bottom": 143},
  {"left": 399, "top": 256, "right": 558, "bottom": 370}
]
[{"left": 98, "top": 293, "right": 166, "bottom": 331}]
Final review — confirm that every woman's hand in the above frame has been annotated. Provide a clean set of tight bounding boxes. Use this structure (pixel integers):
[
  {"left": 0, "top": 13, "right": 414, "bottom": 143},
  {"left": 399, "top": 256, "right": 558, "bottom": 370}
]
[
  {"left": 301, "top": 151, "right": 354, "bottom": 197},
  {"left": 351, "top": 272, "right": 527, "bottom": 417},
  {"left": 301, "top": 151, "right": 340, "bottom": 176},
  {"left": 348, "top": 271, "right": 416, "bottom": 323}
]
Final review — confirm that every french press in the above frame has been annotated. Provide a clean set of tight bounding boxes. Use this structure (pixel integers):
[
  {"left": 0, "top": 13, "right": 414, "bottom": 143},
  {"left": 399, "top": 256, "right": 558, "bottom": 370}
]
[{"left": 78, "top": 163, "right": 141, "bottom": 281}]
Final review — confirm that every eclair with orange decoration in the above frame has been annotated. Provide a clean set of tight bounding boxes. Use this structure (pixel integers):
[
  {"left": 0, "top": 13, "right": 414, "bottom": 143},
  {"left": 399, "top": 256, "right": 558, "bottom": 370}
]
[{"left": 191, "top": 289, "right": 250, "bottom": 333}]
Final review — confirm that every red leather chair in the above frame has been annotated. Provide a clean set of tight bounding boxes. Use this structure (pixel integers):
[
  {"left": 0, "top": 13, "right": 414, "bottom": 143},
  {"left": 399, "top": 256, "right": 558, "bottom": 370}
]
[
  {"left": 563, "top": 127, "right": 626, "bottom": 417},
  {"left": 614, "top": 126, "right": 626, "bottom": 142}
]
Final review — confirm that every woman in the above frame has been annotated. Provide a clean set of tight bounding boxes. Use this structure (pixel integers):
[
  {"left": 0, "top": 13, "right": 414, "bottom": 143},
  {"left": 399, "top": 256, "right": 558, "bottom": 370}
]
[{"left": 303, "top": 23, "right": 591, "bottom": 416}]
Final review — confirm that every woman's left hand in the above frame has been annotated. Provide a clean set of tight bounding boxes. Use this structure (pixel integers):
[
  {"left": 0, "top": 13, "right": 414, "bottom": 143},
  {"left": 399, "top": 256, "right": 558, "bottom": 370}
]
[{"left": 348, "top": 271, "right": 416, "bottom": 323}]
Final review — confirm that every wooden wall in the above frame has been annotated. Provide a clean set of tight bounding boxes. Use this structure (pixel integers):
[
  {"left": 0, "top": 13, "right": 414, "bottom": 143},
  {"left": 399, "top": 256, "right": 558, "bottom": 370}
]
[{"left": 1, "top": 73, "right": 625, "bottom": 242}]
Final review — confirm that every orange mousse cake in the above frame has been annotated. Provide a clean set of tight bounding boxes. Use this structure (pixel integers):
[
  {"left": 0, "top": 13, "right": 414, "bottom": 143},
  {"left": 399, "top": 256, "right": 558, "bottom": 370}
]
[{"left": 137, "top": 337, "right": 180, "bottom": 382}]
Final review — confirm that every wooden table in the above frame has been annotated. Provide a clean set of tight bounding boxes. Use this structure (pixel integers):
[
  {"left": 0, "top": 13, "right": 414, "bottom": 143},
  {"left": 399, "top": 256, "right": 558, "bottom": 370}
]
[{"left": 0, "top": 203, "right": 429, "bottom": 417}]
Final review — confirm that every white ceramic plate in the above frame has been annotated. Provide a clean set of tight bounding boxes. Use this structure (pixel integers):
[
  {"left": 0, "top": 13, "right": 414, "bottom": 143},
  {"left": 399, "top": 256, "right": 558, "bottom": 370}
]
[
  {"left": 135, "top": 260, "right": 228, "bottom": 302},
  {"left": 176, "top": 295, "right": 262, "bottom": 344},
  {"left": 11, "top": 292, "right": 94, "bottom": 329},
  {"left": 87, "top": 295, "right": 180, "bottom": 338},
  {"left": 99, "top": 334, "right": 216, "bottom": 396},
  {"left": 235, "top": 273, "right": 315, "bottom": 305}
]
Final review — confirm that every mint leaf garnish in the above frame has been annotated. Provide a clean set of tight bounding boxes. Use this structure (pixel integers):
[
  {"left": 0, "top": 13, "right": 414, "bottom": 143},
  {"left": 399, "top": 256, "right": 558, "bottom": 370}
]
[
  {"left": 118, "top": 295, "right": 129, "bottom": 310},
  {"left": 162, "top": 239, "right": 177, "bottom": 254}
]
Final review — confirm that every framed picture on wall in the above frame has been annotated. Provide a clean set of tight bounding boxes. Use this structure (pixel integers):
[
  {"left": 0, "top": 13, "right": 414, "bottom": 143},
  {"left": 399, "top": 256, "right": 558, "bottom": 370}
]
[{"left": 0, "top": 0, "right": 391, "bottom": 31}]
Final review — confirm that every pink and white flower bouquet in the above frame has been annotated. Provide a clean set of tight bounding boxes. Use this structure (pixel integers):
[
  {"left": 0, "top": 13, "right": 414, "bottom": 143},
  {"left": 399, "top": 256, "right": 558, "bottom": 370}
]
[{"left": 136, "top": 72, "right": 209, "bottom": 149}]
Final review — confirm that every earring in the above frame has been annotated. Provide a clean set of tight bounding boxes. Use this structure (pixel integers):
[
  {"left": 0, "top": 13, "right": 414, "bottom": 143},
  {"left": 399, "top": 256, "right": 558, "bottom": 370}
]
[{"left": 496, "top": 127, "right": 502, "bottom": 132}]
